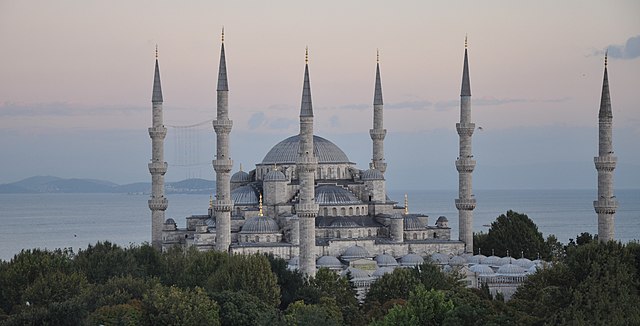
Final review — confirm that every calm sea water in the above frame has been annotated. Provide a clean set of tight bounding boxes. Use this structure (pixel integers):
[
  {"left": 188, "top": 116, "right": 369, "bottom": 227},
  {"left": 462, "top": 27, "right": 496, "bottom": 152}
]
[{"left": 0, "top": 189, "right": 638, "bottom": 261}]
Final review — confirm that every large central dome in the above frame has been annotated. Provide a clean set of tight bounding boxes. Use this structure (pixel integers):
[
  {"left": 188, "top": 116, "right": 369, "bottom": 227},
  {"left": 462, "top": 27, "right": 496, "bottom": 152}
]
[{"left": 261, "top": 135, "right": 351, "bottom": 165}]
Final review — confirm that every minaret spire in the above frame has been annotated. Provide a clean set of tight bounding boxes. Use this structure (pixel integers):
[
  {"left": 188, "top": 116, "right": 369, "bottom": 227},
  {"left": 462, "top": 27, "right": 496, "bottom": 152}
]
[
  {"left": 296, "top": 48, "right": 319, "bottom": 277},
  {"left": 212, "top": 30, "right": 233, "bottom": 252},
  {"left": 149, "top": 47, "right": 168, "bottom": 250},
  {"left": 455, "top": 37, "right": 477, "bottom": 253},
  {"left": 370, "top": 49, "right": 387, "bottom": 172},
  {"left": 594, "top": 52, "right": 617, "bottom": 242}
]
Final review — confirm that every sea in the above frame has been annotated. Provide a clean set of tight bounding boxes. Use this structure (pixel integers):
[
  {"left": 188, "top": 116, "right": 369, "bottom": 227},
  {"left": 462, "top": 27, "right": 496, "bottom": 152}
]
[{"left": 0, "top": 189, "right": 638, "bottom": 261}]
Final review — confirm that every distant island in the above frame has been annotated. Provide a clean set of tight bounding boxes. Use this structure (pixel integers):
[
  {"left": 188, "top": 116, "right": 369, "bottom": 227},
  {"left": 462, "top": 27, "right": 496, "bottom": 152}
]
[{"left": 0, "top": 176, "right": 215, "bottom": 194}]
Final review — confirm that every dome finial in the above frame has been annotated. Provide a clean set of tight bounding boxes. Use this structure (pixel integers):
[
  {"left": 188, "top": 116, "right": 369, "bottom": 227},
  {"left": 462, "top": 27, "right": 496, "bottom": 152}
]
[
  {"left": 305, "top": 46, "right": 309, "bottom": 64},
  {"left": 155, "top": 44, "right": 158, "bottom": 59},
  {"left": 221, "top": 26, "right": 225, "bottom": 43},
  {"left": 273, "top": 164, "right": 277, "bottom": 171},
  {"left": 465, "top": 34, "right": 468, "bottom": 49},
  {"left": 604, "top": 49, "right": 608, "bottom": 67},
  {"left": 404, "top": 193, "right": 409, "bottom": 214},
  {"left": 376, "top": 48, "right": 379, "bottom": 63},
  {"left": 209, "top": 195, "right": 213, "bottom": 208},
  {"left": 259, "top": 193, "right": 264, "bottom": 216}
]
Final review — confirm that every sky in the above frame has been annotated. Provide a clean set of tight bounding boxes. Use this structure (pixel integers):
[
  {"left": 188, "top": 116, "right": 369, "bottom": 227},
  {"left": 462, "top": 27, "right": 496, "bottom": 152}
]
[{"left": 0, "top": 0, "right": 639, "bottom": 190}]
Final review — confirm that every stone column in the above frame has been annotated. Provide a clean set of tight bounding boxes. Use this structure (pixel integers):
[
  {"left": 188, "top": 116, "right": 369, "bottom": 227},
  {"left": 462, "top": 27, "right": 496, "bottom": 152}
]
[{"left": 149, "top": 54, "right": 168, "bottom": 250}]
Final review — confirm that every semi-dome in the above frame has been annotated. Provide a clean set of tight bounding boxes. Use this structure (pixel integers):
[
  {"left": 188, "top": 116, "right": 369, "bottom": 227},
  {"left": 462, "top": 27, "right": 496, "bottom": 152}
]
[
  {"left": 264, "top": 169, "right": 286, "bottom": 182},
  {"left": 328, "top": 216, "right": 359, "bottom": 228},
  {"left": 497, "top": 263, "right": 527, "bottom": 275},
  {"left": 262, "top": 135, "right": 351, "bottom": 165},
  {"left": 340, "top": 267, "right": 371, "bottom": 279},
  {"left": 231, "top": 185, "right": 259, "bottom": 205},
  {"left": 375, "top": 254, "right": 399, "bottom": 267},
  {"left": 240, "top": 216, "right": 279, "bottom": 233},
  {"left": 361, "top": 168, "right": 384, "bottom": 180},
  {"left": 316, "top": 256, "right": 343, "bottom": 269},
  {"left": 436, "top": 216, "right": 449, "bottom": 223},
  {"left": 231, "top": 170, "right": 251, "bottom": 183},
  {"left": 164, "top": 218, "right": 176, "bottom": 225},
  {"left": 467, "top": 254, "right": 486, "bottom": 265},
  {"left": 483, "top": 255, "right": 501, "bottom": 266},
  {"left": 399, "top": 253, "right": 424, "bottom": 267},
  {"left": 469, "top": 264, "right": 495, "bottom": 275},
  {"left": 341, "top": 245, "right": 370, "bottom": 261},
  {"left": 315, "top": 185, "right": 362, "bottom": 205},
  {"left": 515, "top": 258, "right": 534, "bottom": 269},
  {"left": 372, "top": 266, "right": 395, "bottom": 278},
  {"left": 404, "top": 215, "right": 425, "bottom": 230}
]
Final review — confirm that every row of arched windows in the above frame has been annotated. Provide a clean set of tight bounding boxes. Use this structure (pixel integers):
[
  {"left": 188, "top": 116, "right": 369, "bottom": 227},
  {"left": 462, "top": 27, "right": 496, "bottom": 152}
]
[{"left": 319, "top": 206, "right": 367, "bottom": 217}]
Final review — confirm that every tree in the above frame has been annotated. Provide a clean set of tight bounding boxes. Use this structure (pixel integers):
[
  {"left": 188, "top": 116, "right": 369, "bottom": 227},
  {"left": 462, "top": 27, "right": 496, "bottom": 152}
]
[
  {"left": 311, "top": 268, "right": 365, "bottom": 325},
  {"left": 143, "top": 284, "right": 220, "bottom": 326},
  {"left": 73, "top": 241, "right": 137, "bottom": 283},
  {"left": 210, "top": 290, "right": 280, "bottom": 326},
  {"left": 283, "top": 298, "right": 342, "bottom": 326},
  {"left": 364, "top": 268, "right": 420, "bottom": 309},
  {"left": 371, "top": 286, "right": 454, "bottom": 326},
  {"left": 474, "top": 210, "right": 550, "bottom": 259}
]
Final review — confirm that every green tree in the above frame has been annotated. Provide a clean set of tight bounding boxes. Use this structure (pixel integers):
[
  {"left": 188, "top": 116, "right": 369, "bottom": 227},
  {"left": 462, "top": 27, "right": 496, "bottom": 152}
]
[
  {"left": 474, "top": 210, "right": 550, "bottom": 259},
  {"left": 210, "top": 290, "right": 280, "bottom": 326},
  {"left": 311, "top": 268, "right": 365, "bottom": 325},
  {"left": 86, "top": 301, "right": 144, "bottom": 326},
  {"left": 372, "top": 286, "right": 454, "bottom": 326},
  {"left": 364, "top": 268, "right": 420, "bottom": 309},
  {"left": 22, "top": 271, "right": 89, "bottom": 306},
  {"left": 283, "top": 298, "right": 342, "bottom": 326},
  {"left": 143, "top": 284, "right": 220, "bottom": 326},
  {"left": 73, "top": 241, "right": 137, "bottom": 283}
]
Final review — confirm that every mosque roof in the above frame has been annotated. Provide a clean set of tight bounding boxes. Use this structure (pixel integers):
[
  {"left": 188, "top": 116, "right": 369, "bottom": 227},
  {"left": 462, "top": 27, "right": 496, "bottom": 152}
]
[
  {"left": 374, "top": 254, "right": 399, "bottom": 267},
  {"left": 496, "top": 263, "right": 527, "bottom": 275},
  {"left": 341, "top": 245, "right": 370, "bottom": 260},
  {"left": 316, "top": 256, "right": 343, "bottom": 269},
  {"left": 515, "top": 258, "right": 534, "bottom": 269},
  {"left": 467, "top": 254, "right": 486, "bottom": 264},
  {"left": 231, "top": 170, "right": 251, "bottom": 183},
  {"left": 431, "top": 252, "right": 450, "bottom": 264},
  {"left": 399, "top": 253, "right": 424, "bottom": 266},
  {"left": 448, "top": 255, "right": 467, "bottom": 266},
  {"left": 231, "top": 185, "right": 259, "bottom": 205},
  {"left": 240, "top": 216, "right": 280, "bottom": 233},
  {"left": 264, "top": 169, "right": 287, "bottom": 182},
  {"left": 328, "top": 216, "right": 359, "bottom": 228},
  {"left": 164, "top": 218, "right": 176, "bottom": 225},
  {"left": 315, "top": 185, "right": 362, "bottom": 205},
  {"left": 340, "top": 267, "right": 371, "bottom": 279},
  {"left": 469, "top": 264, "right": 495, "bottom": 275},
  {"left": 361, "top": 168, "right": 384, "bottom": 180},
  {"left": 261, "top": 135, "right": 351, "bottom": 165},
  {"left": 373, "top": 266, "right": 395, "bottom": 278},
  {"left": 404, "top": 215, "right": 426, "bottom": 230}
]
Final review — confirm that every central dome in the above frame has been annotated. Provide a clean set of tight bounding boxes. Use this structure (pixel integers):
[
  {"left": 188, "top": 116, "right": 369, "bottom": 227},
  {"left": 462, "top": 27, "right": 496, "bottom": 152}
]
[{"left": 261, "top": 135, "right": 351, "bottom": 165}]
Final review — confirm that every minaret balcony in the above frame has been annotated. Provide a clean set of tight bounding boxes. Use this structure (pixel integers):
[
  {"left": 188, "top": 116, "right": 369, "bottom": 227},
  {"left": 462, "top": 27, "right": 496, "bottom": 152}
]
[
  {"left": 455, "top": 158, "right": 476, "bottom": 172},
  {"left": 148, "top": 162, "right": 168, "bottom": 174},
  {"left": 594, "top": 156, "right": 617, "bottom": 171},
  {"left": 148, "top": 197, "right": 168, "bottom": 211},
  {"left": 213, "top": 199, "right": 233, "bottom": 212},
  {"left": 213, "top": 159, "right": 233, "bottom": 173},
  {"left": 296, "top": 156, "right": 318, "bottom": 167},
  {"left": 369, "top": 129, "right": 387, "bottom": 140},
  {"left": 456, "top": 123, "right": 475, "bottom": 136},
  {"left": 148, "top": 127, "right": 167, "bottom": 139},
  {"left": 212, "top": 119, "right": 233, "bottom": 134},
  {"left": 594, "top": 198, "right": 618, "bottom": 214},
  {"left": 295, "top": 203, "right": 319, "bottom": 217},
  {"left": 455, "top": 198, "right": 476, "bottom": 211}
]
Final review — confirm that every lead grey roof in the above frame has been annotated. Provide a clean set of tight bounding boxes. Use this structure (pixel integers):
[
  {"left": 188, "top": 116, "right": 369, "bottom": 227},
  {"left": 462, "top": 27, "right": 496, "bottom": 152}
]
[
  {"left": 341, "top": 245, "right": 370, "bottom": 260},
  {"left": 231, "top": 185, "right": 259, "bottom": 205},
  {"left": 375, "top": 254, "right": 399, "bottom": 267},
  {"left": 217, "top": 43, "right": 228, "bottom": 91},
  {"left": 240, "top": 216, "right": 279, "bottom": 233},
  {"left": 261, "top": 135, "right": 351, "bottom": 165},
  {"left": 461, "top": 47, "right": 471, "bottom": 96},
  {"left": 315, "top": 185, "right": 362, "bottom": 205},
  {"left": 264, "top": 169, "right": 286, "bottom": 182},
  {"left": 399, "top": 253, "right": 424, "bottom": 266},
  {"left": 361, "top": 168, "right": 384, "bottom": 180},
  {"left": 300, "top": 62, "right": 313, "bottom": 117},
  {"left": 316, "top": 215, "right": 383, "bottom": 228},
  {"left": 404, "top": 215, "right": 425, "bottom": 230},
  {"left": 374, "top": 62, "right": 383, "bottom": 105},
  {"left": 599, "top": 61, "right": 612, "bottom": 119},
  {"left": 152, "top": 59, "right": 163, "bottom": 102},
  {"left": 231, "top": 170, "right": 251, "bottom": 183},
  {"left": 316, "top": 255, "right": 343, "bottom": 269}
]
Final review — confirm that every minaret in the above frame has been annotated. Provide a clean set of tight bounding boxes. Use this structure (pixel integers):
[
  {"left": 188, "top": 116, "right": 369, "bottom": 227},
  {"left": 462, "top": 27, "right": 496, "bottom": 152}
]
[
  {"left": 296, "top": 48, "right": 319, "bottom": 277},
  {"left": 455, "top": 37, "right": 476, "bottom": 253},
  {"left": 594, "top": 52, "right": 617, "bottom": 242},
  {"left": 369, "top": 50, "right": 387, "bottom": 173},
  {"left": 212, "top": 29, "right": 233, "bottom": 252},
  {"left": 148, "top": 46, "right": 169, "bottom": 250}
]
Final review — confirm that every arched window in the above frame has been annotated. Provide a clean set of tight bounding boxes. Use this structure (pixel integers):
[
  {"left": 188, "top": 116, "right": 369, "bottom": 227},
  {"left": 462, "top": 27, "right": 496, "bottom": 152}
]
[
  {"left": 356, "top": 207, "right": 360, "bottom": 215},
  {"left": 433, "top": 232, "right": 438, "bottom": 239},
  {"left": 422, "top": 233, "right": 426, "bottom": 239},
  {"left": 323, "top": 207, "right": 329, "bottom": 216},
  {"left": 368, "top": 229, "right": 372, "bottom": 237},
  {"left": 326, "top": 230, "right": 330, "bottom": 237},
  {"left": 413, "top": 233, "right": 417, "bottom": 240},
  {"left": 267, "top": 235, "right": 271, "bottom": 242},
  {"left": 348, "top": 230, "right": 352, "bottom": 238},
  {"left": 349, "top": 207, "right": 353, "bottom": 215},
  {"left": 332, "top": 208, "right": 338, "bottom": 216},
  {"left": 255, "top": 235, "right": 259, "bottom": 242},
  {"left": 336, "top": 230, "right": 341, "bottom": 238},
  {"left": 337, "top": 167, "right": 341, "bottom": 178},
  {"left": 341, "top": 208, "right": 346, "bottom": 216}
]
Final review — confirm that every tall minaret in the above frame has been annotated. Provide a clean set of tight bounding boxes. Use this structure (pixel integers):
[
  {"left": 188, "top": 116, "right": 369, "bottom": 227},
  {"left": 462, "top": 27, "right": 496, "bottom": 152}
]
[
  {"left": 212, "top": 29, "right": 233, "bottom": 252},
  {"left": 148, "top": 46, "right": 169, "bottom": 250},
  {"left": 455, "top": 37, "right": 476, "bottom": 253},
  {"left": 296, "top": 48, "right": 319, "bottom": 277},
  {"left": 370, "top": 50, "right": 387, "bottom": 173},
  {"left": 594, "top": 53, "right": 617, "bottom": 242}
]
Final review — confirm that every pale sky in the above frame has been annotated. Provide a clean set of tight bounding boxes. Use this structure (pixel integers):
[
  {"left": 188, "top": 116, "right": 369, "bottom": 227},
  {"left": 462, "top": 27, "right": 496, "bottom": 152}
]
[{"left": 0, "top": 1, "right": 639, "bottom": 189}]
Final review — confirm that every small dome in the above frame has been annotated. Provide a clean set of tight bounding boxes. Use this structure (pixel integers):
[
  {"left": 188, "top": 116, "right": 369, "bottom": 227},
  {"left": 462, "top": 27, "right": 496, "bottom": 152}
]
[
  {"left": 317, "top": 256, "right": 343, "bottom": 269},
  {"left": 515, "top": 258, "right": 534, "bottom": 269},
  {"left": 315, "top": 185, "right": 362, "bottom": 205},
  {"left": 264, "top": 169, "right": 286, "bottom": 182},
  {"left": 374, "top": 254, "right": 399, "bottom": 267},
  {"left": 231, "top": 185, "right": 259, "bottom": 205},
  {"left": 341, "top": 245, "right": 370, "bottom": 261},
  {"left": 329, "top": 216, "right": 359, "bottom": 228},
  {"left": 372, "top": 266, "right": 395, "bottom": 278},
  {"left": 431, "top": 253, "right": 450, "bottom": 265},
  {"left": 497, "top": 256, "right": 516, "bottom": 266},
  {"left": 240, "top": 216, "right": 279, "bottom": 233},
  {"left": 469, "top": 264, "right": 495, "bottom": 275},
  {"left": 436, "top": 216, "right": 448, "bottom": 223},
  {"left": 399, "top": 253, "right": 424, "bottom": 267},
  {"left": 532, "top": 259, "right": 545, "bottom": 267},
  {"left": 340, "top": 267, "right": 371, "bottom": 279},
  {"left": 231, "top": 170, "right": 251, "bottom": 183},
  {"left": 467, "top": 254, "right": 486, "bottom": 265},
  {"left": 527, "top": 264, "right": 539, "bottom": 274},
  {"left": 483, "top": 255, "right": 501, "bottom": 266},
  {"left": 497, "top": 263, "right": 527, "bottom": 275},
  {"left": 164, "top": 218, "right": 176, "bottom": 225},
  {"left": 403, "top": 215, "right": 425, "bottom": 230},
  {"left": 361, "top": 169, "right": 384, "bottom": 180},
  {"left": 448, "top": 255, "right": 467, "bottom": 266}
]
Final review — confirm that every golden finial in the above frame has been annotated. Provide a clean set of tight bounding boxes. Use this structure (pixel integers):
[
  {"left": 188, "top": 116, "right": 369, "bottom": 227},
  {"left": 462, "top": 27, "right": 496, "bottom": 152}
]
[
  {"left": 209, "top": 195, "right": 213, "bottom": 208},
  {"left": 376, "top": 48, "right": 379, "bottom": 63},
  {"left": 464, "top": 35, "right": 468, "bottom": 49},
  {"left": 259, "top": 193, "right": 263, "bottom": 216},
  {"left": 155, "top": 44, "right": 158, "bottom": 59},
  {"left": 273, "top": 164, "right": 277, "bottom": 171},
  {"left": 404, "top": 193, "right": 408, "bottom": 214},
  {"left": 305, "top": 47, "right": 309, "bottom": 64},
  {"left": 605, "top": 49, "right": 608, "bottom": 67},
  {"left": 221, "top": 27, "right": 225, "bottom": 43}
]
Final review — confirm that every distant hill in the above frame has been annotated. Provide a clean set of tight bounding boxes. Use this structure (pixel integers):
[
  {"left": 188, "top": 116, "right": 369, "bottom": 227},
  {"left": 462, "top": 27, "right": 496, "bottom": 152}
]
[{"left": 0, "top": 176, "right": 215, "bottom": 194}]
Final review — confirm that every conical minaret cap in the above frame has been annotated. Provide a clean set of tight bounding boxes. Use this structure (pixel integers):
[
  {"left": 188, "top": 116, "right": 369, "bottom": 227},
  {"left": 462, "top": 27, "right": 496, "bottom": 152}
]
[
  {"left": 374, "top": 50, "right": 383, "bottom": 105},
  {"left": 300, "top": 48, "right": 313, "bottom": 117},
  {"left": 461, "top": 40, "right": 471, "bottom": 96},
  {"left": 152, "top": 59, "right": 163, "bottom": 102},
  {"left": 599, "top": 54, "right": 612, "bottom": 119},
  {"left": 217, "top": 34, "right": 229, "bottom": 91}
]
